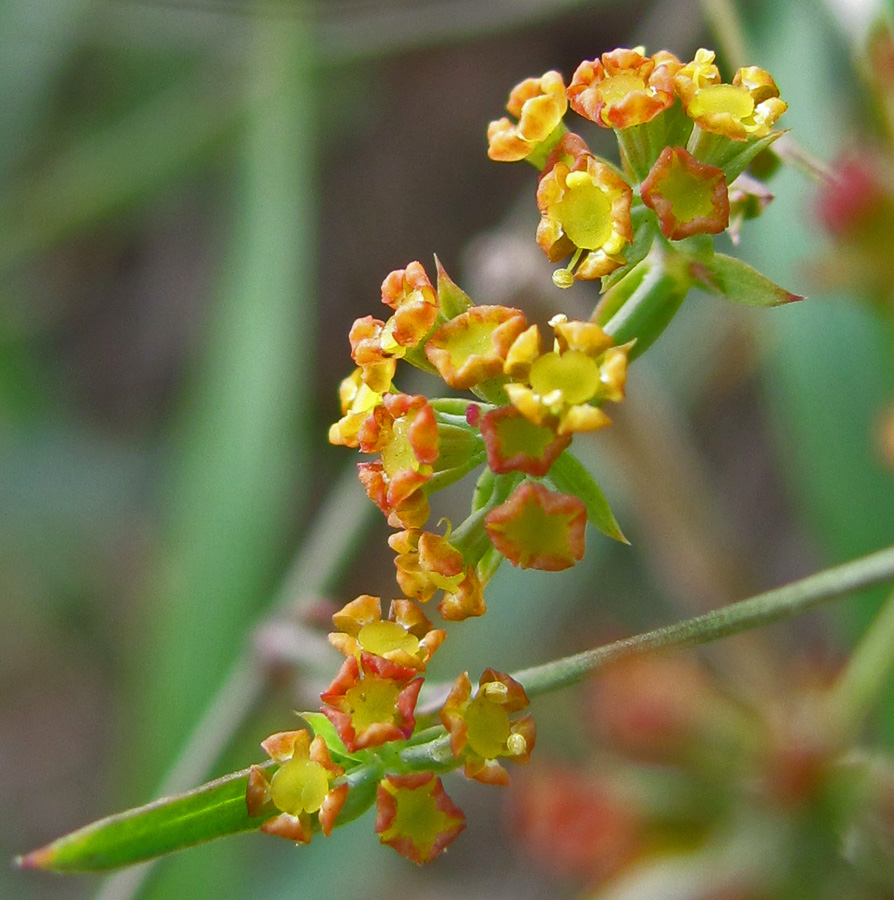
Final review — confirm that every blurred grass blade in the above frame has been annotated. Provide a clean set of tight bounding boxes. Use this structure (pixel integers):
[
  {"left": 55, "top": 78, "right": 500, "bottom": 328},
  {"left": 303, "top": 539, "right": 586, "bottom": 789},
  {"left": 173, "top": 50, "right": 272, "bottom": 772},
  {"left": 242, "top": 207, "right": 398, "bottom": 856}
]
[
  {"left": 15, "top": 765, "right": 272, "bottom": 873},
  {"left": 0, "top": 0, "right": 96, "bottom": 180},
  {"left": 131, "top": 10, "right": 318, "bottom": 797},
  {"left": 0, "top": 69, "right": 239, "bottom": 270}
]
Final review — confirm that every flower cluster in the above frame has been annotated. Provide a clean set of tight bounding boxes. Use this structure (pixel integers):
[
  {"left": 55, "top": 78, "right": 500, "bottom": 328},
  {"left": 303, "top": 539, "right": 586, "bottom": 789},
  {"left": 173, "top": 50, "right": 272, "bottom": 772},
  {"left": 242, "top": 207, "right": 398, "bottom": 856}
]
[
  {"left": 489, "top": 45, "right": 788, "bottom": 292},
  {"left": 248, "top": 44, "right": 794, "bottom": 866}
]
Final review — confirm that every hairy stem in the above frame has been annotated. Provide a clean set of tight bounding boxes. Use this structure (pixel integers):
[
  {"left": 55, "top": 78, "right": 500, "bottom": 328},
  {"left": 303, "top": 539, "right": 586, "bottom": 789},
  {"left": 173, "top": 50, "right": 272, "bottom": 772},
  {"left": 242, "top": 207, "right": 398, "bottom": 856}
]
[{"left": 513, "top": 545, "right": 894, "bottom": 699}]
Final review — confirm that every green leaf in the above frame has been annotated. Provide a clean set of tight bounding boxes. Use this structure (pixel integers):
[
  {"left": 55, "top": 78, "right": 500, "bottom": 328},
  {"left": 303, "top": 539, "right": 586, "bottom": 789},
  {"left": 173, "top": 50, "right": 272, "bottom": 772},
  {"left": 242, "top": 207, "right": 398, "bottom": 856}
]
[
  {"left": 721, "top": 129, "right": 785, "bottom": 183},
  {"left": 299, "top": 711, "right": 358, "bottom": 763},
  {"left": 693, "top": 252, "right": 803, "bottom": 307},
  {"left": 435, "top": 254, "right": 473, "bottom": 319},
  {"left": 14, "top": 765, "right": 273, "bottom": 873},
  {"left": 549, "top": 451, "right": 628, "bottom": 544}
]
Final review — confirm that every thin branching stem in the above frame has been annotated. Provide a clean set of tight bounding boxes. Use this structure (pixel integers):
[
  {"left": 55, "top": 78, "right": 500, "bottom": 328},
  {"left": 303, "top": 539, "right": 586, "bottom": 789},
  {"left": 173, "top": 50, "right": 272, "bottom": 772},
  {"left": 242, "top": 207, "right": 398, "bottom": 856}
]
[
  {"left": 514, "top": 545, "right": 894, "bottom": 699},
  {"left": 419, "top": 544, "right": 894, "bottom": 713}
]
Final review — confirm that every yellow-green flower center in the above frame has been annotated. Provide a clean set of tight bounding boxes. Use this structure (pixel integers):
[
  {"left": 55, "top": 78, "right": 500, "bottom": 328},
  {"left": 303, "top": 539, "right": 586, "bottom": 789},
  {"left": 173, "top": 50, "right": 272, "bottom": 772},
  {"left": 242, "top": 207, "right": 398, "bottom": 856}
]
[
  {"left": 345, "top": 678, "right": 401, "bottom": 731},
  {"left": 441, "top": 320, "right": 498, "bottom": 366},
  {"left": 692, "top": 83, "right": 754, "bottom": 122},
  {"left": 494, "top": 413, "right": 558, "bottom": 458},
  {"left": 428, "top": 568, "right": 465, "bottom": 592},
  {"left": 464, "top": 695, "right": 511, "bottom": 759},
  {"left": 381, "top": 416, "right": 418, "bottom": 477},
  {"left": 386, "top": 780, "right": 453, "bottom": 858},
  {"left": 499, "top": 497, "right": 576, "bottom": 564},
  {"left": 599, "top": 73, "right": 647, "bottom": 107},
  {"left": 529, "top": 350, "right": 601, "bottom": 405},
  {"left": 555, "top": 171, "right": 613, "bottom": 250},
  {"left": 358, "top": 620, "right": 420, "bottom": 658},
  {"left": 269, "top": 757, "right": 330, "bottom": 816},
  {"left": 658, "top": 158, "right": 718, "bottom": 223}
]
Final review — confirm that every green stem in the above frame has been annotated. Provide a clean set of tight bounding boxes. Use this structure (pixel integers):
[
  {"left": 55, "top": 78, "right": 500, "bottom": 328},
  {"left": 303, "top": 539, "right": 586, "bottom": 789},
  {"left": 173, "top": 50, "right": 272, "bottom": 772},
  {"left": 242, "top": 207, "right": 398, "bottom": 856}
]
[
  {"left": 419, "top": 545, "right": 894, "bottom": 713},
  {"left": 398, "top": 733, "right": 458, "bottom": 775},
  {"left": 514, "top": 545, "right": 894, "bottom": 699},
  {"left": 601, "top": 242, "right": 691, "bottom": 360},
  {"left": 827, "top": 587, "right": 894, "bottom": 741}
]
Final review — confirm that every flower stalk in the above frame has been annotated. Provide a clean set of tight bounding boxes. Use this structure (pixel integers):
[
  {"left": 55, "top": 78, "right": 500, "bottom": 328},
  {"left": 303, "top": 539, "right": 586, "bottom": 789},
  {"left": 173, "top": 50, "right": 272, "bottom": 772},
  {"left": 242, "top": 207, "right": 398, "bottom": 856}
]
[{"left": 510, "top": 545, "right": 894, "bottom": 699}]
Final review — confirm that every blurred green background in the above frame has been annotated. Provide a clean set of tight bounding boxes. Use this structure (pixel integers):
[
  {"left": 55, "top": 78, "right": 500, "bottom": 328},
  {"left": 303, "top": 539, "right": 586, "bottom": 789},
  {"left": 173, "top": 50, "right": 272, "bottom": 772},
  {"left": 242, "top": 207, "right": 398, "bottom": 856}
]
[{"left": 3, "top": 1, "right": 894, "bottom": 898}]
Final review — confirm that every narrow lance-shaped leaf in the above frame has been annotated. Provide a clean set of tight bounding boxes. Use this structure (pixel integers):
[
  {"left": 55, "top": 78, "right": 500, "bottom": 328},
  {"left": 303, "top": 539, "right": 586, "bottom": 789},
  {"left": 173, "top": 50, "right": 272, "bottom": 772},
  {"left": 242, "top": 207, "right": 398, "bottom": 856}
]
[
  {"left": 15, "top": 765, "right": 274, "bottom": 873},
  {"left": 720, "top": 129, "right": 785, "bottom": 184},
  {"left": 548, "top": 451, "right": 628, "bottom": 544},
  {"left": 693, "top": 252, "right": 803, "bottom": 307},
  {"left": 299, "top": 711, "right": 356, "bottom": 763}
]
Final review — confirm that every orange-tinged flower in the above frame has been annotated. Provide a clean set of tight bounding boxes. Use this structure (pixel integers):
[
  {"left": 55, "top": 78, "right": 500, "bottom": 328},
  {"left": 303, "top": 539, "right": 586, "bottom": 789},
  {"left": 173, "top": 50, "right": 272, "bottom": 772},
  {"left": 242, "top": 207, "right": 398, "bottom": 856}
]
[
  {"left": 356, "top": 393, "right": 438, "bottom": 528},
  {"left": 344, "top": 262, "right": 442, "bottom": 394},
  {"left": 503, "top": 315, "right": 631, "bottom": 435},
  {"left": 675, "top": 48, "right": 787, "bottom": 140},
  {"left": 348, "top": 315, "right": 398, "bottom": 393},
  {"left": 425, "top": 305, "right": 528, "bottom": 390},
  {"left": 379, "top": 261, "right": 440, "bottom": 353},
  {"left": 536, "top": 136, "right": 633, "bottom": 283},
  {"left": 510, "top": 768, "right": 643, "bottom": 882},
  {"left": 640, "top": 145, "right": 730, "bottom": 240},
  {"left": 328, "top": 368, "right": 385, "bottom": 448},
  {"left": 487, "top": 70, "right": 568, "bottom": 162},
  {"left": 440, "top": 669, "right": 536, "bottom": 785},
  {"left": 485, "top": 480, "right": 586, "bottom": 571},
  {"left": 567, "top": 47, "right": 682, "bottom": 129},
  {"left": 320, "top": 651, "right": 422, "bottom": 751},
  {"left": 589, "top": 655, "right": 727, "bottom": 766},
  {"left": 246, "top": 730, "right": 348, "bottom": 843},
  {"left": 375, "top": 773, "right": 466, "bottom": 864},
  {"left": 388, "top": 528, "right": 486, "bottom": 621},
  {"left": 328, "top": 594, "right": 445, "bottom": 671},
  {"left": 479, "top": 405, "right": 571, "bottom": 476}
]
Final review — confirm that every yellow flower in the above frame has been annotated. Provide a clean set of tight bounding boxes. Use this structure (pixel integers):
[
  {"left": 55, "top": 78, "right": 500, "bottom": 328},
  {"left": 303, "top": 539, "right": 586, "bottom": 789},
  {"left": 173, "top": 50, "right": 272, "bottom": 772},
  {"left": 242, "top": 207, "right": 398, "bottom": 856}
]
[
  {"left": 675, "top": 48, "right": 787, "bottom": 140},
  {"left": 535, "top": 134, "right": 633, "bottom": 285},
  {"left": 375, "top": 773, "right": 466, "bottom": 864},
  {"left": 388, "top": 528, "right": 486, "bottom": 621},
  {"left": 640, "top": 145, "right": 730, "bottom": 240},
  {"left": 246, "top": 730, "right": 347, "bottom": 843},
  {"left": 379, "top": 261, "right": 440, "bottom": 353},
  {"left": 328, "top": 594, "right": 445, "bottom": 671},
  {"left": 440, "top": 670, "right": 536, "bottom": 784},
  {"left": 328, "top": 368, "right": 384, "bottom": 448},
  {"left": 320, "top": 652, "right": 422, "bottom": 751},
  {"left": 348, "top": 315, "right": 398, "bottom": 393},
  {"left": 355, "top": 392, "right": 439, "bottom": 529},
  {"left": 487, "top": 70, "right": 568, "bottom": 162},
  {"left": 424, "top": 305, "right": 528, "bottom": 390},
  {"left": 478, "top": 404, "right": 571, "bottom": 476},
  {"left": 503, "top": 315, "right": 631, "bottom": 435},
  {"left": 484, "top": 481, "right": 587, "bottom": 572},
  {"left": 567, "top": 47, "right": 682, "bottom": 129}
]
